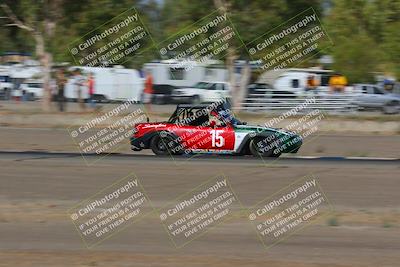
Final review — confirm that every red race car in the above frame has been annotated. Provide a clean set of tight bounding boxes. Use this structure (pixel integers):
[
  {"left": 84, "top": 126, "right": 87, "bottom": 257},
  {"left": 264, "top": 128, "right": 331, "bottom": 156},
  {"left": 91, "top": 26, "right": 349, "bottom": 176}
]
[{"left": 130, "top": 104, "right": 302, "bottom": 157}]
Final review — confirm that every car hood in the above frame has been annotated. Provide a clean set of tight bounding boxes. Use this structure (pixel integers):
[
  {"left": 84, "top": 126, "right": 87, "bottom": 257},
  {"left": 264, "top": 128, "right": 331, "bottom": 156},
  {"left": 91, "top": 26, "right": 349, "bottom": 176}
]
[
  {"left": 174, "top": 88, "right": 202, "bottom": 92},
  {"left": 234, "top": 124, "right": 296, "bottom": 135}
]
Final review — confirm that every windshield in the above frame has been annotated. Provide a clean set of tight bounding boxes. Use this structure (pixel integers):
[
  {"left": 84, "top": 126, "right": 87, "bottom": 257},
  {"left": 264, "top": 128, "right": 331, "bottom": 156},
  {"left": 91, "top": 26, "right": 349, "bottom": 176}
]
[
  {"left": 0, "top": 76, "right": 10, "bottom": 82},
  {"left": 193, "top": 82, "right": 210, "bottom": 89},
  {"left": 169, "top": 107, "right": 209, "bottom": 126},
  {"left": 28, "top": 83, "right": 42, "bottom": 88}
]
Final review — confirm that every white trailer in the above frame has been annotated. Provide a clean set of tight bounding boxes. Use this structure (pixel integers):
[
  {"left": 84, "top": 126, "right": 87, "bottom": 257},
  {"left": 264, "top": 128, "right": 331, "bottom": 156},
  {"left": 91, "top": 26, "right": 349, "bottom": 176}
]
[
  {"left": 257, "top": 68, "right": 340, "bottom": 95},
  {"left": 144, "top": 60, "right": 229, "bottom": 88},
  {"left": 65, "top": 66, "right": 144, "bottom": 102}
]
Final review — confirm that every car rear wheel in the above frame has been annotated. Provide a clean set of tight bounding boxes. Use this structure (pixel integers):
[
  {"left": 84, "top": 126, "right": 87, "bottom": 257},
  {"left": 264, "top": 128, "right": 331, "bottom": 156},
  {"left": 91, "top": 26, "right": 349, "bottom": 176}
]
[
  {"left": 382, "top": 101, "right": 399, "bottom": 114},
  {"left": 153, "top": 97, "right": 165, "bottom": 105},
  {"left": 249, "top": 136, "right": 281, "bottom": 157},
  {"left": 150, "top": 133, "right": 183, "bottom": 155},
  {"left": 191, "top": 95, "right": 201, "bottom": 104}
]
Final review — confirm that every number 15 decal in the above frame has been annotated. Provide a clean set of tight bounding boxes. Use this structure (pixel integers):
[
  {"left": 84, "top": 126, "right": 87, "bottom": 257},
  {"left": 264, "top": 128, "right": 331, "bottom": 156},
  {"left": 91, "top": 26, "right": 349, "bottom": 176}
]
[{"left": 210, "top": 130, "right": 225, "bottom": 147}]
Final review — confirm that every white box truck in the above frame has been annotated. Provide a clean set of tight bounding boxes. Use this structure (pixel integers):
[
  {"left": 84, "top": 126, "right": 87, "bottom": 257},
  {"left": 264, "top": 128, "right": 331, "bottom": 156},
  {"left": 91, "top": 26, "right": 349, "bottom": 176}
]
[{"left": 65, "top": 66, "right": 144, "bottom": 102}]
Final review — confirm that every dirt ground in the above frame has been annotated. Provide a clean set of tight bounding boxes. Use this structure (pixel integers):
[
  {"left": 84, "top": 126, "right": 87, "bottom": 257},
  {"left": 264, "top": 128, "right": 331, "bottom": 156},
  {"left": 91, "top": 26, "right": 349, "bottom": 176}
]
[
  {"left": 0, "top": 153, "right": 399, "bottom": 267},
  {"left": 1, "top": 101, "right": 399, "bottom": 266}
]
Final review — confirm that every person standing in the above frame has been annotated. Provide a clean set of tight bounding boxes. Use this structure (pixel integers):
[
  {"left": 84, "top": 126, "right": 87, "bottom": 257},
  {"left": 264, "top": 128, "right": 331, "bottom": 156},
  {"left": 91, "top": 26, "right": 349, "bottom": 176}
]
[
  {"left": 143, "top": 70, "right": 154, "bottom": 114},
  {"left": 329, "top": 73, "right": 347, "bottom": 93},
  {"left": 12, "top": 84, "right": 22, "bottom": 103},
  {"left": 305, "top": 74, "right": 318, "bottom": 93},
  {"left": 73, "top": 69, "right": 85, "bottom": 111},
  {"left": 56, "top": 68, "right": 67, "bottom": 112},
  {"left": 87, "top": 72, "right": 95, "bottom": 109}
]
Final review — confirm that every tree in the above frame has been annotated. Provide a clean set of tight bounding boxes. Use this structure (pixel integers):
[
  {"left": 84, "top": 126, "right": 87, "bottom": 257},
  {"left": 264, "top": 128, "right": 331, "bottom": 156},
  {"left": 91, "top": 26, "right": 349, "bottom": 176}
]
[
  {"left": 382, "top": 20, "right": 400, "bottom": 78},
  {"left": 325, "top": 0, "right": 400, "bottom": 82},
  {"left": 1, "top": 0, "right": 64, "bottom": 111}
]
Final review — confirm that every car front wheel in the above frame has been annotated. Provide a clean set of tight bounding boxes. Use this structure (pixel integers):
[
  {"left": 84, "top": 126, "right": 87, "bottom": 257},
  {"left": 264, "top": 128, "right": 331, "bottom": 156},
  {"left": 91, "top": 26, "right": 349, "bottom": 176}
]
[
  {"left": 150, "top": 133, "right": 183, "bottom": 155},
  {"left": 249, "top": 136, "right": 281, "bottom": 158}
]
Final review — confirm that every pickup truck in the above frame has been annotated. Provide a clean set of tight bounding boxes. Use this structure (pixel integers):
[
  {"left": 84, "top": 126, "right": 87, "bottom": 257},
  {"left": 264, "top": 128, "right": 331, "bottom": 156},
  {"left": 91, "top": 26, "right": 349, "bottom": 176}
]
[
  {"left": 353, "top": 84, "right": 400, "bottom": 114},
  {"left": 171, "top": 81, "right": 231, "bottom": 104}
]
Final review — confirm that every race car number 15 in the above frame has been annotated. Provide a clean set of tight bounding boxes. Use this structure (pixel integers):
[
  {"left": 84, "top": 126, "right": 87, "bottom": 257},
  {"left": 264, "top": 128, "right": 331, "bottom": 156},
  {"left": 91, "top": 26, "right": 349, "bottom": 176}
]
[{"left": 210, "top": 130, "right": 225, "bottom": 147}]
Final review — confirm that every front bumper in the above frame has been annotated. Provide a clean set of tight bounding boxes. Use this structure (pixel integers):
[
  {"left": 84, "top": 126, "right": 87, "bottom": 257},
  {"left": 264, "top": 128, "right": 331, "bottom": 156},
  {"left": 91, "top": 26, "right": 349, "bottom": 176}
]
[
  {"left": 130, "top": 131, "right": 157, "bottom": 151},
  {"left": 130, "top": 136, "right": 146, "bottom": 151}
]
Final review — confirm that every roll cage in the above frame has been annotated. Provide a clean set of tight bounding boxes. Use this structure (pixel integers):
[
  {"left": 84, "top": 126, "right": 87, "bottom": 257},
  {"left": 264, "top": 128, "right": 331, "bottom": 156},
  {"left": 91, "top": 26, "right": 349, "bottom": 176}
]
[
  {"left": 167, "top": 104, "right": 244, "bottom": 127},
  {"left": 167, "top": 105, "right": 212, "bottom": 126}
]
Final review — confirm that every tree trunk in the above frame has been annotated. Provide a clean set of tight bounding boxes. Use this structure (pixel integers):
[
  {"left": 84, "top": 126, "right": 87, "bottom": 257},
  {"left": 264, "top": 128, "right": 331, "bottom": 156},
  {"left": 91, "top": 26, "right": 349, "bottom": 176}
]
[
  {"left": 236, "top": 63, "right": 250, "bottom": 109},
  {"left": 226, "top": 46, "right": 237, "bottom": 105},
  {"left": 34, "top": 32, "right": 52, "bottom": 112},
  {"left": 213, "top": 0, "right": 248, "bottom": 110},
  {"left": 1, "top": 3, "right": 55, "bottom": 112}
]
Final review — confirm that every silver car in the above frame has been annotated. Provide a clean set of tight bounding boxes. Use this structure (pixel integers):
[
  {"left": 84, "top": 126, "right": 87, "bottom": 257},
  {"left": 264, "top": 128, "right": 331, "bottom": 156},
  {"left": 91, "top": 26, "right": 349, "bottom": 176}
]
[{"left": 353, "top": 84, "right": 400, "bottom": 114}]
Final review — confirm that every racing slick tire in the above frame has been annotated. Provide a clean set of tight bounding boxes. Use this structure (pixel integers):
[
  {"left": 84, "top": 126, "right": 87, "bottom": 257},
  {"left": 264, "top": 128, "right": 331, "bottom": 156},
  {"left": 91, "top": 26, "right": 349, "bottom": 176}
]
[
  {"left": 249, "top": 136, "right": 281, "bottom": 158},
  {"left": 150, "top": 132, "right": 184, "bottom": 156}
]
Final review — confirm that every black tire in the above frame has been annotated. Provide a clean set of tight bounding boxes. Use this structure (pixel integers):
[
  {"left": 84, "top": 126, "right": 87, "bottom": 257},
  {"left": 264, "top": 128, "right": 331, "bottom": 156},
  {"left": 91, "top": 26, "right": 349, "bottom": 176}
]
[
  {"left": 28, "top": 93, "right": 35, "bottom": 101},
  {"left": 153, "top": 97, "right": 163, "bottom": 105},
  {"left": 382, "top": 101, "right": 399, "bottom": 114},
  {"left": 249, "top": 135, "right": 281, "bottom": 158},
  {"left": 150, "top": 133, "right": 183, "bottom": 155},
  {"left": 191, "top": 95, "right": 201, "bottom": 104}
]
